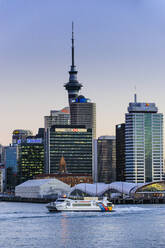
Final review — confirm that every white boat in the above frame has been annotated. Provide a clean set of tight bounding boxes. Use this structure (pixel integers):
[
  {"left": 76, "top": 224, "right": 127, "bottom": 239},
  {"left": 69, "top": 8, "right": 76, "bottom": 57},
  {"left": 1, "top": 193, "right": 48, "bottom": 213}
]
[{"left": 46, "top": 197, "right": 113, "bottom": 212}]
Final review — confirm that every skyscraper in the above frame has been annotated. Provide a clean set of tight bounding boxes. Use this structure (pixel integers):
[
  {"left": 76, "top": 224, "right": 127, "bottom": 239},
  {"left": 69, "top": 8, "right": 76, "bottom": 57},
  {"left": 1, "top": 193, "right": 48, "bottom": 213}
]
[
  {"left": 70, "top": 95, "right": 96, "bottom": 138},
  {"left": 44, "top": 107, "right": 70, "bottom": 129},
  {"left": 125, "top": 95, "right": 164, "bottom": 183},
  {"left": 5, "top": 129, "right": 33, "bottom": 190},
  {"left": 64, "top": 23, "right": 83, "bottom": 105},
  {"left": 97, "top": 136, "right": 116, "bottom": 183},
  {"left": 116, "top": 123, "right": 125, "bottom": 181},
  {"left": 5, "top": 145, "right": 18, "bottom": 189},
  {"left": 0, "top": 166, "right": 5, "bottom": 192},
  {"left": 45, "top": 125, "right": 92, "bottom": 175},
  {"left": 44, "top": 107, "right": 70, "bottom": 173},
  {"left": 17, "top": 129, "right": 44, "bottom": 184},
  {"left": 0, "top": 144, "right": 4, "bottom": 165}
]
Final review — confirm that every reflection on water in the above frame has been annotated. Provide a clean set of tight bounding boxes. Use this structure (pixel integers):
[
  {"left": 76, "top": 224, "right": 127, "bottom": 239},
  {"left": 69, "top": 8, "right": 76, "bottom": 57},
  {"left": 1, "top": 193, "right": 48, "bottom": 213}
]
[
  {"left": 60, "top": 214, "right": 69, "bottom": 247},
  {"left": 0, "top": 202, "right": 165, "bottom": 248}
]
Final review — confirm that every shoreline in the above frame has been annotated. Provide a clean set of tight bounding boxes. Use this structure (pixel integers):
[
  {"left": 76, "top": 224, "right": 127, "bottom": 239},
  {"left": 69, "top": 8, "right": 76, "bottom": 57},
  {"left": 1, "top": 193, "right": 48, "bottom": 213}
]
[
  {"left": 1, "top": 196, "right": 165, "bottom": 204},
  {"left": 0, "top": 196, "right": 52, "bottom": 204}
]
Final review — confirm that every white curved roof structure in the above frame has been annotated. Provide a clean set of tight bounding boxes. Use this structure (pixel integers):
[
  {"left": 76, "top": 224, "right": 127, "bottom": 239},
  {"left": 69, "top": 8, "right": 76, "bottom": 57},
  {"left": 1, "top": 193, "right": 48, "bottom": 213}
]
[{"left": 70, "top": 182, "right": 144, "bottom": 196}]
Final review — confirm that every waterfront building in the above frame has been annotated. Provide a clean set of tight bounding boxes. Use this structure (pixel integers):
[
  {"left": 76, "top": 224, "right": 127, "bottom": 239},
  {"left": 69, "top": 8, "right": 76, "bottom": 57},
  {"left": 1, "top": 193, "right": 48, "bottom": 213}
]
[
  {"left": 97, "top": 136, "right": 116, "bottom": 183},
  {"left": 4, "top": 145, "right": 18, "bottom": 189},
  {"left": 70, "top": 181, "right": 165, "bottom": 200},
  {"left": 0, "top": 144, "right": 5, "bottom": 164},
  {"left": 35, "top": 174, "right": 93, "bottom": 187},
  {"left": 44, "top": 107, "right": 70, "bottom": 130},
  {"left": 12, "top": 129, "right": 33, "bottom": 145},
  {"left": 125, "top": 95, "right": 164, "bottom": 183},
  {"left": 64, "top": 23, "right": 83, "bottom": 105},
  {"left": 70, "top": 182, "right": 134, "bottom": 198},
  {"left": 0, "top": 166, "right": 5, "bottom": 192},
  {"left": 35, "top": 156, "right": 93, "bottom": 187},
  {"left": 5, "top": 129, "right": 39, "bottom": 189},
  {"left": 45, "top": 125, "right": 92, "bottom": 175},
  {"left": 15, "top": 179, "right": 71, "bottom": 198},
  {"left": 116, "top": 123, "right": 125, "bottom": 181},
  {"left": 93, "top": 139, "right": 98, "bottom": 183},
  {"left": 17, "top": 129, "right": 44, "bottom": 184},
  {"left": 70, "top": 95, "right": 96, "bottom": 138}
]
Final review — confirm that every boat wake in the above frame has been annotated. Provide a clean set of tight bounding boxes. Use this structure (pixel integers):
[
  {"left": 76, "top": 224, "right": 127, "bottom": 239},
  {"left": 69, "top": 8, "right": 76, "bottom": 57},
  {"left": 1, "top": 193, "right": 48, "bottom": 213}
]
[{"left": 111, "top": 205, "right": 153, "bottom": 216}]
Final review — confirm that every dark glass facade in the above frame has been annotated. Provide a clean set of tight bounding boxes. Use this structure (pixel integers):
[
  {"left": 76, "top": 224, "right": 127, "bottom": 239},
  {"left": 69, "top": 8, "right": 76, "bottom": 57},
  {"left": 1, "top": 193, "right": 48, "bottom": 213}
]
[
  {"left": 47, "top": 125, "right": 92, "bottom": 175},
  {"left": 97, "top": 136, "right": 116, "bottom": 183},
  {"left": 70, "top": 101, "right": 96, "bottom": 138},
  {"left": 144, "top": 114, "right": 152, "bottom": 182},
  {"left": 17, "top": 140, "right": 44, "bottom": 184},
  {"left": 5, "top": 146, "right": 18, "bottom": 190},
  {"left": 116, "top": 124, "right": 125, "bottom": 181}
]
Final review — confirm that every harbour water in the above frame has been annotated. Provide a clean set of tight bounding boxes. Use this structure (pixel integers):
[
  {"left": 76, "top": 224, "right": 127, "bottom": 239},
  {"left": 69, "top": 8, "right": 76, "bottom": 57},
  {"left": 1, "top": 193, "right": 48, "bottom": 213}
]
[{"left": 0, "top": 202, "right": 165, "bottom": 248}]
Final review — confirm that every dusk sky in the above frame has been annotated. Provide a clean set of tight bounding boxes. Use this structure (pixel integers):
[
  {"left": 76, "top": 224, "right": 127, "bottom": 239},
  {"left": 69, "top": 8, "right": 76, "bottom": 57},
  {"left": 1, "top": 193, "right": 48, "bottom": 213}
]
[{"left": 1, "top": 0, "right": 165, "bottom": 145}]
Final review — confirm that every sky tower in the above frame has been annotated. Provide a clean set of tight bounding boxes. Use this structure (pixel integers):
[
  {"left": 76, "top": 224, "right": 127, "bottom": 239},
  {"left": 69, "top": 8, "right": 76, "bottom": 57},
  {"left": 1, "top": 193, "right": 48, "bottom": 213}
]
[{"left": 64, "top": 23, "right": 83, "bottom": 105}]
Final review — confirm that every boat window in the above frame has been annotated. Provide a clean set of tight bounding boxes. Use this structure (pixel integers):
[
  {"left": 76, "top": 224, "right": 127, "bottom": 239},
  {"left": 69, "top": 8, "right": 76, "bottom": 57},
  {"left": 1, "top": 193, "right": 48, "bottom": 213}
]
[
  {"left": 107, "top": 203, "right": 112, "bottom": 207},
  {"left": 56, "top": 199, "right": 65, "bottom": 202},
  {"left": 72, "top": 203, "right": 91, "bottom": 207}
]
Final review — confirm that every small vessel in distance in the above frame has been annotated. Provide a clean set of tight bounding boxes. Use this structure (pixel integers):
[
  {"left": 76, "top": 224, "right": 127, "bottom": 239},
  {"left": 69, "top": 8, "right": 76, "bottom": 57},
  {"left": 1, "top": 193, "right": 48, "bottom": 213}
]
[{"left": 46, "top": 197, "right": 114, "bottom": 212}]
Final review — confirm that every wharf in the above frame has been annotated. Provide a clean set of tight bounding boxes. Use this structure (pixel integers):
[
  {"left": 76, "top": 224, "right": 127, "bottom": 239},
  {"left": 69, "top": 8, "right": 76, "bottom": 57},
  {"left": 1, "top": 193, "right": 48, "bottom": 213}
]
[
  {"left": 113, "top": 198, "right": 165, "bottom": 204},
  {"left": 0, "top": 196, "right": 56, "bottom": 204}
]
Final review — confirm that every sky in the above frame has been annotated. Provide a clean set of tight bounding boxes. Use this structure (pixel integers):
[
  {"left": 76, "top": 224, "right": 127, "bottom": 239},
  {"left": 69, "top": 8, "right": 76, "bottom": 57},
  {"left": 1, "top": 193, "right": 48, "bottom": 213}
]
[{"left": 0, "top": 0, "right": 165, "bottom": 145}]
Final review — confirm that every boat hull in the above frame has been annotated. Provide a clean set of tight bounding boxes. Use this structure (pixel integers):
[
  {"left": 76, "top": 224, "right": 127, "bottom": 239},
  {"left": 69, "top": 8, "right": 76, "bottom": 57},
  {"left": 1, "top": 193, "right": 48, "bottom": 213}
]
[
  {"left": 54, "top": 209, "right": 111, "bottom": 212},
  {"left": 48, "top": 206, "right": 113, "bottom": 212},
  {"left": 47, "top": 206, "right": 58, "bottom": 212}
]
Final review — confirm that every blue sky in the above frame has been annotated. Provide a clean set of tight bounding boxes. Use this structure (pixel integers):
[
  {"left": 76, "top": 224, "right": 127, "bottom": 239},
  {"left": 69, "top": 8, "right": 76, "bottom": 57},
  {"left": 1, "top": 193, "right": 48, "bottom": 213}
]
[{"left": 0, "top": 0, "right": 165, "bottom": 144}]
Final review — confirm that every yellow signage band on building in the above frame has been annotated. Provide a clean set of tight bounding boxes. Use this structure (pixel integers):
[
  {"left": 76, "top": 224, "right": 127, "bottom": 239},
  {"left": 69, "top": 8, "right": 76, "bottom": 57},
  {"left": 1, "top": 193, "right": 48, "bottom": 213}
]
[
  {"left": 55, "top": 128, "right": 87, "bottom": 132},
  {"left": 13, "top": 130, "right": 19, "bottom": 134}
]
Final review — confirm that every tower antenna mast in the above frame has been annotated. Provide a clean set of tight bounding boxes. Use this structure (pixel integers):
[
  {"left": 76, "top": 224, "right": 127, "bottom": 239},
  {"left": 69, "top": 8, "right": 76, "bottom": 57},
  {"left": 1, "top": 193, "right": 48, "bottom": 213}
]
[{"left": 72, "top": 21, "right": 75, "bottom": 67}]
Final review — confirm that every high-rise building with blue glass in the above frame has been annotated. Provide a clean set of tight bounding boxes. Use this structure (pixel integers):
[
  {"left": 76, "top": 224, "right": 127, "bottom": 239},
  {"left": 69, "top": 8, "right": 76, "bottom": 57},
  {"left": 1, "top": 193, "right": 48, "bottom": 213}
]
[
  {"left": 70, "top": 95, "right": 96, "bottom": 138},
  {"left": 125, "top": 95, "right": 164, "bottom": 183}
]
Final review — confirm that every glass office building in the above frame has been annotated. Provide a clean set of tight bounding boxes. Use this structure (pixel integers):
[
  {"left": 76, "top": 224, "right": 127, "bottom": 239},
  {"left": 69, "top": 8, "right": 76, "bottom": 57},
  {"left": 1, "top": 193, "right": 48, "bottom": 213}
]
[
  {"left": 44, "top": 107, "right": 70, "bottom": 130},
  {"left": 125, "top": 96, "right": 164, "bottom": 183},
  {"left": 17, "top": 138, "right": 44, "bottom": 184},
  {"left": 46, "top": 125, "right": 92, "bottom": 175},
  {"left": 5, "top": 146, "right": 18, "bottom": 174},
  {"left": 5, "top": 146, "right": 18, "bottom": 189},
  {"left": 116, "top": 124, "right": 125, "bottom": 181},
  {"left": 0, "top": 167, "right": 5, "bottom": 192},
  {"left": 97, "top": 136, "right": 116, "bottom": 183},
  {"left": 70, "top": 96, "right": 96, "bottom": 138}
]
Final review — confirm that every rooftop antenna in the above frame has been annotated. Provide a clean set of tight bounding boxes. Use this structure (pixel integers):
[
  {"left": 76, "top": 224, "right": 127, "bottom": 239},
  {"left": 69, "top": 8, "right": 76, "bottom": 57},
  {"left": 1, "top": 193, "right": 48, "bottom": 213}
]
[{"left": 134, "top": 85, "right": 137, "bottom": 103}]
